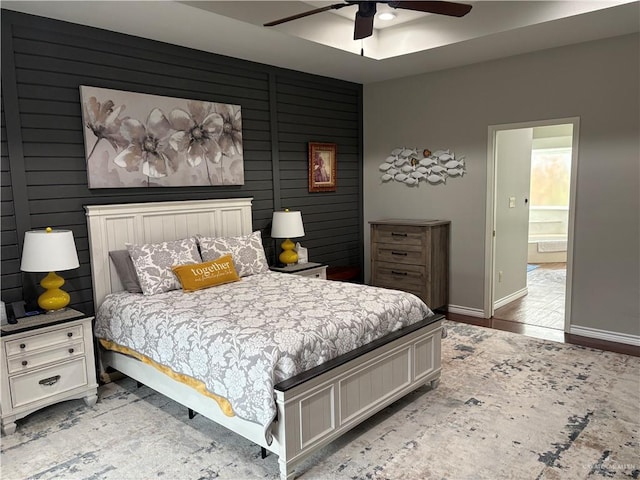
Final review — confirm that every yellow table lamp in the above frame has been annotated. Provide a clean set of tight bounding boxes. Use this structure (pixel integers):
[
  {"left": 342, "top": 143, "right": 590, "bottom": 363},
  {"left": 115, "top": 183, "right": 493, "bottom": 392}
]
[
  {"left": 271, "top": 209, "right": 305, "bottom": 265},
  {"left": 20, "top": 227, "right": 80, "bottom": 312}
]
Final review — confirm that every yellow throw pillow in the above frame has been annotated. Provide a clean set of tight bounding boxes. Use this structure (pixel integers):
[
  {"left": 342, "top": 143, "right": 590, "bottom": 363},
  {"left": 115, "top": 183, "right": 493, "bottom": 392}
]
[{"left": 172, "top": 254, "right": 240, "bottom": 291}]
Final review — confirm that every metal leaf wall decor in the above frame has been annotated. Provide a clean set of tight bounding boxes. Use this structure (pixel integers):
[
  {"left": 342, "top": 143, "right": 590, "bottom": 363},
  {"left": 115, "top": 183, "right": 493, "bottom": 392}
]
[{"left": 379, "top": 147, "right": 466, "bottom": 186}]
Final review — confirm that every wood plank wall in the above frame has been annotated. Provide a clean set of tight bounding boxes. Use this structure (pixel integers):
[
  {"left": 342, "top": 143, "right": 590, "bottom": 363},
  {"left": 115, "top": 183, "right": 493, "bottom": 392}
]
[{"left": 0, "top": 10, "right": 363, "bottom": 315}]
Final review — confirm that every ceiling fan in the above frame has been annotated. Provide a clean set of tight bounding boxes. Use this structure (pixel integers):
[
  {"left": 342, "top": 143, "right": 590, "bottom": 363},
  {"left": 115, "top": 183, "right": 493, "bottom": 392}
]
[{"left": 264, "top": 1, "right": 473, "bottom": 40}]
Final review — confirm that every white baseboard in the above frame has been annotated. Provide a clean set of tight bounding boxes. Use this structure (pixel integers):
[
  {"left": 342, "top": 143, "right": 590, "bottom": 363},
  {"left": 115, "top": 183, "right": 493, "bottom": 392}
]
[
  {"left": 447, "top": 305, "right": 485, "bottom": 318},
  {"left": 494, "top": 287, "right": 528, "bottom": 310},
  {"left": 570, "top": 325, "right": 640, "bottom": 347}
]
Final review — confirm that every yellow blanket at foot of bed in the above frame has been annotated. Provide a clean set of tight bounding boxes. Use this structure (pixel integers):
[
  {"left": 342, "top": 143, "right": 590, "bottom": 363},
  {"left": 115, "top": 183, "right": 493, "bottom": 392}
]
[{"left": 99, "top": 338, "right": 235, "bottom": 417}]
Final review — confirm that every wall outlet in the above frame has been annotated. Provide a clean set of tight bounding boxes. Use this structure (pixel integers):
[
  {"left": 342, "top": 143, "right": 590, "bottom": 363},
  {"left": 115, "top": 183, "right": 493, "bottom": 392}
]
[
  {"left": 498, "top": 271, "right": 503, "bottom": 282},
  {"left": 509, "top": 197, "right": 516, "bottom": 208}
]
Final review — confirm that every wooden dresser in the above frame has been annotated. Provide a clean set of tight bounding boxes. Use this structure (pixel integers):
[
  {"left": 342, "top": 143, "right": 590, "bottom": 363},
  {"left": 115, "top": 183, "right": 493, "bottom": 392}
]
[{"left": 370, "top": 219, "right": 450, "bottom": 310}]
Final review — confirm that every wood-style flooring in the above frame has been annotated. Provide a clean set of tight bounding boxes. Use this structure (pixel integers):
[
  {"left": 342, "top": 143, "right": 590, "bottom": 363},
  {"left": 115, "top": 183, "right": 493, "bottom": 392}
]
[
  {"left": 494, "top": 263, "right": 566, "bottom": 330},
  {"left": 445, "top": 263, "right": 639, "bottom": 357}
]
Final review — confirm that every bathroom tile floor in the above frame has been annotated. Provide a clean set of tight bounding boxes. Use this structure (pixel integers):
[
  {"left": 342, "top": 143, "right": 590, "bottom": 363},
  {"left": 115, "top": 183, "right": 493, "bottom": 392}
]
[{"left": 493, "top": 262, "right": 566, "bottom": 330}]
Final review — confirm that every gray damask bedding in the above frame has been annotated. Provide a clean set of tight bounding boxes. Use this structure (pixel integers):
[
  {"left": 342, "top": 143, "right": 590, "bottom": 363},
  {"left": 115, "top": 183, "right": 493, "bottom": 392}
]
[{"left": 94, "top": 271, "right": 433, "bottom": 430}]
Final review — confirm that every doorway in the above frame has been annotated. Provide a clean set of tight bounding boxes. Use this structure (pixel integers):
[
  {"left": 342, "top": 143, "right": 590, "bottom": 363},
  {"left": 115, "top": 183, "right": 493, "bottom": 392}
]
[{"left": 484, "top": 118, "right": 579, "bottom": 333}]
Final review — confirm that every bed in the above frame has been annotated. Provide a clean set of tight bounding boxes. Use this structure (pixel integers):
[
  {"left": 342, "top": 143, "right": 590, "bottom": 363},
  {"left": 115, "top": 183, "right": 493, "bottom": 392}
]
[{"left": 86, "top": 198, "right": 443, "bottom": 480}]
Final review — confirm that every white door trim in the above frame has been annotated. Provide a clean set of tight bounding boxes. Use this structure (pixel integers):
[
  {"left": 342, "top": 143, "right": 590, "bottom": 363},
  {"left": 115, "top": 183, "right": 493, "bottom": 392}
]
[{"left": 484, "top": 117, "right": 580, "bottom": 333}]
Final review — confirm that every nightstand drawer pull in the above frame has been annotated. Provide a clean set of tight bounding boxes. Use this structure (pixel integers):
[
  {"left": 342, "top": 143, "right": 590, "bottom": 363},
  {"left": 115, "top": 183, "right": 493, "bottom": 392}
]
[
  {"left": 391, "top": 271, "right": 408, "bottom": 276},
  {"left": 22, "top": 360, "right": 28, "bottom": 366},
  {"left": 38, "top": 375, "right": 61, "bottom": 387},
  {"left": 391, "top": 232, "right": 407, "bottom": 237},
  {"left": 67, "top": 332, "right": 73, "bottom": 338},
  {"left": 68, "top": 348, "right": 74, "bottom": 354},
  {"left": 20, "top": 343, "right": 26, "bottom": 349},
  {"left": 391, "top": 251, "right": 408, "bottom": 256}
]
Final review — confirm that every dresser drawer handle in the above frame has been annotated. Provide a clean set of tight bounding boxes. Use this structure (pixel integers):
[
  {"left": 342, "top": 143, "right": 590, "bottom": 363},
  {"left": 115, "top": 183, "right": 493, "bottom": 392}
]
[
  {"left": 39, "top": 375, "right": 61, "bottom": 387},
  {"left": 68, "top": 348, "right": 75, "bottom": 354},
  {"left": 391, "top": 251, "right": 408, "bottom": 256},
  {"left": 391, "top": 271, "right": 408, "bottom": 276},
  {"left": 20, "top": 343, "right": 26, "bottom": 349},
  {"left": 67, "top": 332, "right": 73, "bottom": 338},
  {"left": 391, "top": 232, "right": 407, "bottom": 237},
  {"left": 22, "top": 360, "right": 28, "bottom": 366}
]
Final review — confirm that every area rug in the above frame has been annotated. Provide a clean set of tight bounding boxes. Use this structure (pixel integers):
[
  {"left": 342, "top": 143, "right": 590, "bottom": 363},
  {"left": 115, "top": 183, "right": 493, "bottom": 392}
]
[{"left": 2, "top": 321, "right": 638, "bottom": 479}]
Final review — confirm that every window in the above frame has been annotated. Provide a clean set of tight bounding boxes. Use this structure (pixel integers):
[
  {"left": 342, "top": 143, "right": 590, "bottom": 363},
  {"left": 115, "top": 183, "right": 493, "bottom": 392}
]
[{"left": 530, "top": 148, "right": 571, "bottom": 207}]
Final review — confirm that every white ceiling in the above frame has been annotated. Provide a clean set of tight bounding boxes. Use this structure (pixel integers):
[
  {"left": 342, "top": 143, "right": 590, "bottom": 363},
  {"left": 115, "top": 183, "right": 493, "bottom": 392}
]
[{"left": 2, "top": 1, "right": 639, "bottom": 84}]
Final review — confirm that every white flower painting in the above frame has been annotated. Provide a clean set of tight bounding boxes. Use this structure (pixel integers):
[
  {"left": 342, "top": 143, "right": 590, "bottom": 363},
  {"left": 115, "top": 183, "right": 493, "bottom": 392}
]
[{"left": 80, "top": 86, "right": 244, "bottom": 188}]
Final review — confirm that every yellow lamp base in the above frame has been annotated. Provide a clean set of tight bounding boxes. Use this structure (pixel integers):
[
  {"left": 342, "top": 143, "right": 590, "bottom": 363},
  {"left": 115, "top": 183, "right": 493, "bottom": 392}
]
[
  {"left": 278, "top": 238, "right": 298, "bottom": 265},
  {"left": 38, "top": 271, "right": 70, "bottom": 311}
]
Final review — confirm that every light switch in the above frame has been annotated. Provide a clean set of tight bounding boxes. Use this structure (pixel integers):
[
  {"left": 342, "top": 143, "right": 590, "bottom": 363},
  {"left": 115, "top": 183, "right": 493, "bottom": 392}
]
[{"left": 509, "top": 196, "right": 516, "bottom": 208}]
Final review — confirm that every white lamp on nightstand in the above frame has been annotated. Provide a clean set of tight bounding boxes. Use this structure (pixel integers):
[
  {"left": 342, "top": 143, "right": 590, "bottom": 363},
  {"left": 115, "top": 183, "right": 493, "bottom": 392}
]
[
  {"left": 271, "top": 209, "right": 305, "bottom": 265},
  {"left": 20, "top": 227, "right": 80, "bottom": 312}
]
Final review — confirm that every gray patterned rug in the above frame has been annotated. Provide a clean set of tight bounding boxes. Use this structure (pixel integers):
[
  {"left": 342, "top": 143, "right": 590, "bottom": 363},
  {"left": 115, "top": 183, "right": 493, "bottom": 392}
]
[{"left": 2, "top": 321, "right": 639, "bottom": 479}]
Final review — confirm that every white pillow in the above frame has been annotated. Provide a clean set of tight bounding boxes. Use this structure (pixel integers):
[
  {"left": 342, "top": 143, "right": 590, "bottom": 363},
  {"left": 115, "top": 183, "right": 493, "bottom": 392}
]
[
  {"left": 126, "top": 237, "right": 202, "bottom": 295},
  {"left": 197, "top": 231, "right": 269, "bottom": 277}
]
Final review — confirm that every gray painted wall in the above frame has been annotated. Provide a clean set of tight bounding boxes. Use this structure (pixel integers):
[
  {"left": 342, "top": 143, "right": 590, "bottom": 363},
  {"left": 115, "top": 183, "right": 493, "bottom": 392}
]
[
  {"left": 364, "top": 33, "right": 639, "bottom": 337},
  {"left": 494, "top": 128, "right": 532, "bottom": 303}
]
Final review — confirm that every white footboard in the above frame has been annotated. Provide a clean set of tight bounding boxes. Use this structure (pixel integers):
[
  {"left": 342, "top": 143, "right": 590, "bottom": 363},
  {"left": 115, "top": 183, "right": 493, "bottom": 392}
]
[
  {"left": 273, "top": 317, "right": 442, "bottom": 480},
  {"left": 99, "top": 315, "right": 442, "bottom": 480}
]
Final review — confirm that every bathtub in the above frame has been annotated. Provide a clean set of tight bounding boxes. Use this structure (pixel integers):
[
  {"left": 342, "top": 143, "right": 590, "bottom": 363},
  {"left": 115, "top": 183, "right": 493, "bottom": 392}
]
[{"left": 528, "top": 234, "right": 567, "bottom": 263}]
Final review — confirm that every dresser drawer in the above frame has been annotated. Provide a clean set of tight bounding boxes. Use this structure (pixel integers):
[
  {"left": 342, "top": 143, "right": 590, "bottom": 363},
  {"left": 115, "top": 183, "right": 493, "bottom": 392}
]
[
  {"left": 7, "top": 340, "right": 85, "bottom": 374},
  {"left": 5, "top": 325, "right": 84, "bottom": 356},
  {"left": 372, "top": 224, "right": 427, "bottom": 246},
  {"left": 372, "top": 243, "right": 425, "bottom": 265},
  {"left": 372, "top": 262, "right": 427, "bottom": 289},
  {"left": 9, "top": 358, "right": 88, "bottom": 408}
]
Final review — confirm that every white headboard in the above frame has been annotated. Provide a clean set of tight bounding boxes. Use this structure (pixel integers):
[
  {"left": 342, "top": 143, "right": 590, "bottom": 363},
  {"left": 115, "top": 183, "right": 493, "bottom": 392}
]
[{"left": 85, "top": 198, "right": 254, "bottom": 309}]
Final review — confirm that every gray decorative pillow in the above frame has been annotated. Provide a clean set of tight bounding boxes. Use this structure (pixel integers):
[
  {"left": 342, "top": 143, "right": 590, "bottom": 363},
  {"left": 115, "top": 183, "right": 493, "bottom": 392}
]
[
  {"left": 109, "top": 250, "right": 142, "bottom": 293},
  {"left": 197, "top": 231, "right": 269, "bottom": 277},
  {"left": 126, "top": 238, "right": 202, "bottom": 295}
]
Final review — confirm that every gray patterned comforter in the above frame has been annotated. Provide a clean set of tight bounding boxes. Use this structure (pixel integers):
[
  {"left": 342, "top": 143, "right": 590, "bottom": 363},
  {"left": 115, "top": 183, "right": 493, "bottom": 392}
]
[{"left": 95, "top": 271, "right": 433, "bottom": 430}]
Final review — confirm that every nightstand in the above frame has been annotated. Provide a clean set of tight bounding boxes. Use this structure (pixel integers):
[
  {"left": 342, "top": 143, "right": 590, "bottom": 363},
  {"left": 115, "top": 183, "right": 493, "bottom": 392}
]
[
  {"left": 0, "top": 308, "right": 98, "bottom": 435},
  {"left": 270, "top": 262, "right": 328, "bottom": 279}
]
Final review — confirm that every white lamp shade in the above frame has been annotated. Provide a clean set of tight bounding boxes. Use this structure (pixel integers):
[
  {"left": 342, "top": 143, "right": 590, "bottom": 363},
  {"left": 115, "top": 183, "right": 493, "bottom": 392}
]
[
  {"left": 20, "top": 229, "right": 80, "bottom": 272},
  {"left": 271, "top": 211, "right": 305, "bottom": 238}
]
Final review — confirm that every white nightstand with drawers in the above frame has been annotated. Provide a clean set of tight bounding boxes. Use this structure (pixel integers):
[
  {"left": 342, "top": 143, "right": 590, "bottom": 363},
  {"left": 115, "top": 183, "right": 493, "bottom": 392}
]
[
  {"left": 270, "top": 262, "right": 327, "bottom": 279},
  {"left": 0, "top": 309, "right": 98, "bottom": 435}
]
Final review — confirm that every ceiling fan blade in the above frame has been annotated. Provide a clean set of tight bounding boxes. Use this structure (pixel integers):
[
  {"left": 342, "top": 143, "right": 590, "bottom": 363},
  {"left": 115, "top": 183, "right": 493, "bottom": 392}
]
[
  {"left": 264, "top": 3, "right": 349, "bottom": 27},
  {"left": 390, "top": 1, "right": 472, "bottom": 17},
  {"left": 354, "top": 11, "right": 375, "bottom": 40}
]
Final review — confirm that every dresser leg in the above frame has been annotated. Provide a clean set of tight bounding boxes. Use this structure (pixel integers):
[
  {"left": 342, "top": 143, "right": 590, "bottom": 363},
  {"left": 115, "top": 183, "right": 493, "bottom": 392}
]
[
  {"left": 2, "top": 419, "right": 17, "bottom": 435},
  {"left": 83, "top": 393, "right": 98, "bottom": 407}
]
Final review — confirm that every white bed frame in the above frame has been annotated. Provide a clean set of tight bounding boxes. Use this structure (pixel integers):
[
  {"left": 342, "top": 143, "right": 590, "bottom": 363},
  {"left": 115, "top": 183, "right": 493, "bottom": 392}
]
[{"left": 85, "top": 198, "right": 442, "bottom": 480}]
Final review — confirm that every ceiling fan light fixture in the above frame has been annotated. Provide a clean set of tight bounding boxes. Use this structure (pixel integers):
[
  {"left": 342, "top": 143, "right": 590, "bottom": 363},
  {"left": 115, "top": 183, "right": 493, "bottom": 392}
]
[
  {"left": 264, "top": 1, "right": 472, "bottom": 41},
  {"left": 378, "top": 12, "right": 396, "bottom": 21}
]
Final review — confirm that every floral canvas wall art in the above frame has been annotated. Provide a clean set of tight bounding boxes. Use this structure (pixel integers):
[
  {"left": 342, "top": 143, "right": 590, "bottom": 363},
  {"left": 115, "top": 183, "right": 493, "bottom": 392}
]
[{"left": 80, "top": 86, "right": 244, "bottom": 188}]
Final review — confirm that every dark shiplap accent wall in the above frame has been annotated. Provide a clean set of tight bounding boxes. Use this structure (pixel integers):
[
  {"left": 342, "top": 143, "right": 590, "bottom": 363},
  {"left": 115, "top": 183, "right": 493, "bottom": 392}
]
[{"left": 0, "top": 10, "right": 363, "bottom": 314}]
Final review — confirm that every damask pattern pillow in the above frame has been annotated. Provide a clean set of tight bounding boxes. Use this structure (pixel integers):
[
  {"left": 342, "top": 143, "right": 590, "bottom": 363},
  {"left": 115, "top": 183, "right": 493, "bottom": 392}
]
[
  {"left": 197, "top": 231, "right": 269, "bottom": 277},
  {"left": 126, "top": 237, "right": 202, "bottom": 295}
]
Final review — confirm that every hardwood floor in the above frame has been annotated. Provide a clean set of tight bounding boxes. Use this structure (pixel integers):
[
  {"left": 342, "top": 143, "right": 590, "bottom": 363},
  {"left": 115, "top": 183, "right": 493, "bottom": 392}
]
[{"left": 444, "top": 263, "right": 639, "bottom": 357}]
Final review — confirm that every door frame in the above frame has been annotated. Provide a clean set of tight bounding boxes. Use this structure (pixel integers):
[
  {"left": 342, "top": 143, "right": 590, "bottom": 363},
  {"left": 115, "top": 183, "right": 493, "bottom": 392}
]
[{"left": 484, "top": 117, "right": 580, "bottom": 333}]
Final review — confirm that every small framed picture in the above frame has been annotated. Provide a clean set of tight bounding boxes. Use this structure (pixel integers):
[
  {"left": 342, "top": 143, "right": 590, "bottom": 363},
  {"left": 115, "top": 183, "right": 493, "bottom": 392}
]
[{"left": 308, "top": 142, "right": 337, "bottom": 192}]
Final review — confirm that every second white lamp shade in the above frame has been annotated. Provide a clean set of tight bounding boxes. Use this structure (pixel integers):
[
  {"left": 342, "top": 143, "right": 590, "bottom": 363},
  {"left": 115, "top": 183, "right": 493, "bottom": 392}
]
[{"left": 271, "top": 210, "right": 305, "bottom": 239}]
